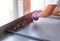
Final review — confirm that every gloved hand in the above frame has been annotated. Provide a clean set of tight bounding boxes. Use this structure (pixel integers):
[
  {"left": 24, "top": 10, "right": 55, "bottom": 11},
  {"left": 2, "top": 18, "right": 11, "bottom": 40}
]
[{"left": 32, "top": 10, "right": 42, "bottom": 20}]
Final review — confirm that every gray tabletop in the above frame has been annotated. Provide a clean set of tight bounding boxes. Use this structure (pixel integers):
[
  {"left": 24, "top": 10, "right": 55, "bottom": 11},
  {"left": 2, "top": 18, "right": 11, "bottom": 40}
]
[{"left": 1, "top": 17, "right": 60, "bottom": 41}]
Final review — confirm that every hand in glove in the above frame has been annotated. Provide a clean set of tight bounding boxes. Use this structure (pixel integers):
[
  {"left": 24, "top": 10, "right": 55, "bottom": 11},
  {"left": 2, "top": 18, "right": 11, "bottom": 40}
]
[{"left": 32, "top": 10, "right": 42, "bottom": 21}]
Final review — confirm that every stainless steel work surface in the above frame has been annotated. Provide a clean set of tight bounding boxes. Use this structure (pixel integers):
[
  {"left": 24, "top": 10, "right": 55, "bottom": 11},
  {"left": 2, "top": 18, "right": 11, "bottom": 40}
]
[
  {"left": 1, "top": 34, "right": 37, "bottom": 41},
  {"left": 1, "top": 33, "right": 48, "bottom": 41},
  {"left": 14, "top": 18, "right": 60, "bottom": 41},
  {"left": 1, "top": 18, "right": 60, "bottom": 41}
]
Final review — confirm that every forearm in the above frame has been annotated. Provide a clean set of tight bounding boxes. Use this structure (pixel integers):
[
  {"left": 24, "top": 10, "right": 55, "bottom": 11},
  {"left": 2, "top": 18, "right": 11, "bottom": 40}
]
[{"left": 39, "top": 5, "right": 57, "bottom": 18}]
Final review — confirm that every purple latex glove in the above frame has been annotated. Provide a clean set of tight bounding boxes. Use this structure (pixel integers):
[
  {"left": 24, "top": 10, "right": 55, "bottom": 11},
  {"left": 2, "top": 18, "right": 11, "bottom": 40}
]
[{"left": 32, "top": 10, "right": 42, "bottom": 19}]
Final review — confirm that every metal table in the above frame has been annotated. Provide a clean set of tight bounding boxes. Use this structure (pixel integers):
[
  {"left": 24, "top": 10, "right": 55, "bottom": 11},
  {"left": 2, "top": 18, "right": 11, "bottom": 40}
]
[{"left": 0, "top": 17, "right": 60, "bottom": 41}]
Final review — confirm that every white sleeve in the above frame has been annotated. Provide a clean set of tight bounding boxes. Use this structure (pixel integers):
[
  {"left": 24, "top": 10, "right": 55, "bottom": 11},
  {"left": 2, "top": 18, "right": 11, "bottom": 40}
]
[{"left": 46, "top": 0, "right": 59, "bottom": 5}]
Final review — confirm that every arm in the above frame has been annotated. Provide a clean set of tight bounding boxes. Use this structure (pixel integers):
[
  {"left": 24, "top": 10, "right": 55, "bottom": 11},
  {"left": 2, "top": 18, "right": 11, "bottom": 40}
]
[{"left": 38, "top": 5, "right": 57, "bottom": 18}]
